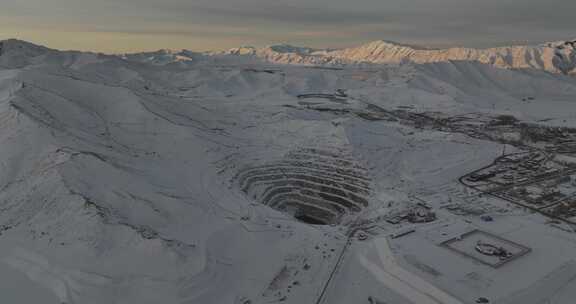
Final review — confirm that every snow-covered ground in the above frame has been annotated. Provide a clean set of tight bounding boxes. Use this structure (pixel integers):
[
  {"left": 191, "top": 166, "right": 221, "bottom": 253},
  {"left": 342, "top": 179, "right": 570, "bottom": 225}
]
[{"left": 1, "top": 38, "right": 576, "bottom": 303}]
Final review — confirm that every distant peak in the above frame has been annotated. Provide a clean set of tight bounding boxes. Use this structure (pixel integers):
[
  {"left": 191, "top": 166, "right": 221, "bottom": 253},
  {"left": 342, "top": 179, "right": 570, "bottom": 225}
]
[
  {"left": 265, "top": 44, "right": 315, "bottom": 55},
  {"left": 0, "top": 38, "right": 29, "bottom": 45},
  {"left": 156, "top": 49, "right": 178, "bottom": 55},
  {"left": 356, "top": 40, "right": 431, "bottom": 50},
  {"left": 222, "top": 46, "right": 257, "bottom": 56},
  {"left": 0, "top": 38, "right": 52, "bottom": 58},
  {"left": 0, "top": 39, "right": 49, "bottom": 50}
]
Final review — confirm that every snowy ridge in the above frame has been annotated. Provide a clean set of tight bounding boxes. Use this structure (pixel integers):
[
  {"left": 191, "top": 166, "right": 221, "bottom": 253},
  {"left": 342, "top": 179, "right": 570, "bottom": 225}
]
[
  {"left": 0, "top": 39, "right": 53, "bottom": 68},
  {"left": 245, "top": 39, "right": 576, "bottom": 74}
]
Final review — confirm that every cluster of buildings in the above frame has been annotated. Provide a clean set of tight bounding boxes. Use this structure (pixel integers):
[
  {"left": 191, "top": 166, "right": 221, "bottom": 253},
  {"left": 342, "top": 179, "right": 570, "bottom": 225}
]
[{"left": 385, "top": 203, "right": 436, "bottom": 225}]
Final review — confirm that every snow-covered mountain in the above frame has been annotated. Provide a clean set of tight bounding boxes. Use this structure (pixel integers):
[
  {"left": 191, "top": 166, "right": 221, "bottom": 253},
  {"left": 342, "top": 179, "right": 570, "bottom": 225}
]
[
  {"left": 324, "top": 40, "right": 576, "bottom": 74},
  {"left": 1, "top": 38, "right": 576, "bottom": 303},
  {"left": 124, "top": 39, "right": 576, "bottom": 75}
]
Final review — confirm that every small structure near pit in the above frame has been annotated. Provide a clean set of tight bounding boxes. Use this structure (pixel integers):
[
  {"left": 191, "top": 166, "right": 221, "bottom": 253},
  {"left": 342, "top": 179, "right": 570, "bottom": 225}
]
[
  {"left": 475, "top": 241, "right": 512, "bottom": 260},
  {"left": 441, "top": 230, "right": 531, "bottom": 268},
  {"left": 407, "top": 208, "right": 436, "bottom": 223}
]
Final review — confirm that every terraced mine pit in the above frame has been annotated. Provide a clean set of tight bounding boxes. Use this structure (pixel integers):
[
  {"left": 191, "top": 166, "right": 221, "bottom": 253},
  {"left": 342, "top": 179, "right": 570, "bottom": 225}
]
[{"left": 236, "top": 148, "right": 371, "bottom": 225}]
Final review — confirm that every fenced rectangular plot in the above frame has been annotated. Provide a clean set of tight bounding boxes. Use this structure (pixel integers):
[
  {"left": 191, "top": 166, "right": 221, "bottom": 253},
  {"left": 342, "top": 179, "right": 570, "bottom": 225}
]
[{"left": 441, "top": 230, "right": 531, "bottom": 268}]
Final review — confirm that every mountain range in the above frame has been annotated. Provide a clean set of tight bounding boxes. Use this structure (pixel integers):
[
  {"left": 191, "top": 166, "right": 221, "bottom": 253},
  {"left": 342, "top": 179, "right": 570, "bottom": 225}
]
[{"left": 120, "top": 39, "right": 576, "bottom": 74}]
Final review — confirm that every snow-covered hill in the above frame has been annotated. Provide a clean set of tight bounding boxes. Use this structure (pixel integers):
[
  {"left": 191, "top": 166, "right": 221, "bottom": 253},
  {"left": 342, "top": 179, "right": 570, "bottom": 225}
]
[{"left": 1, "top": 38, "right": 576, "bottom": 303}]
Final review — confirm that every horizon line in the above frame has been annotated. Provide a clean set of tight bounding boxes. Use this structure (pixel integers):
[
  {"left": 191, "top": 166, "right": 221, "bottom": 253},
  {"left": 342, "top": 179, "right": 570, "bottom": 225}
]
[{"left": 1, "top": 36, "right": 573, "bottom": 55}]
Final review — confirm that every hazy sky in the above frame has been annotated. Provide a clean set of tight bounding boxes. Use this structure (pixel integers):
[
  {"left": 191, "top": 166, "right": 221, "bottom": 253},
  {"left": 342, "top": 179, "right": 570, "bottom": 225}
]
[{"left": 1, "top": 0, "right": 575, "bottom": 53}]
